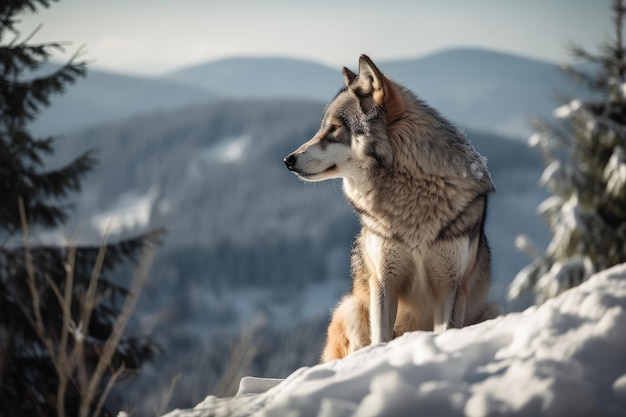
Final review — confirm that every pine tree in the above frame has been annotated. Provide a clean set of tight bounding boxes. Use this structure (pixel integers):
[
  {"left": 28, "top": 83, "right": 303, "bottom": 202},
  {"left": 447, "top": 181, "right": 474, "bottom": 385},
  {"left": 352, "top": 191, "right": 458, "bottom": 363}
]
[
  {"left": 508, "top": 0, "right": 626, "bottom": 304},
  {"left": 0, "top": 1, "right": 161, "bottom": 416}
]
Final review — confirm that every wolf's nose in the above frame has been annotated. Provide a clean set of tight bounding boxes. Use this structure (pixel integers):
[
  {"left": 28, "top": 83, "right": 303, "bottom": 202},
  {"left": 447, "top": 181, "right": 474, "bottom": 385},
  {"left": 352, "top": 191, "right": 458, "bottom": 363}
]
[{"left": 284, "top": 154, "right": 297, "bottom": 171}]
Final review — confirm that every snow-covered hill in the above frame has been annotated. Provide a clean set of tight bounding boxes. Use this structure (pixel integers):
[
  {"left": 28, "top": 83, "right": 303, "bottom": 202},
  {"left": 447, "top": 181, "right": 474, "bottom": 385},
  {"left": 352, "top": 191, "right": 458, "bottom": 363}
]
[{"left": 161, "top": 263, "right": 626, "bottom": 417}]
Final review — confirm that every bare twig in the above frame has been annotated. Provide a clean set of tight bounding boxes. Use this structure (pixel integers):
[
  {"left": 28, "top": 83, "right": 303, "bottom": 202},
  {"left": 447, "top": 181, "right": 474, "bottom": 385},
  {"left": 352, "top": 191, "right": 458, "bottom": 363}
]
[
  {"left": 19, "top": 197, "right": 69, "bottom": 417},
  {"left": 80, "top": 239, "right": 108, "bottom": 334},
  {"left": 93, "top": 363, "right": 126, "bottom": 417},
  {"left": 72, "top": 237, "right": 109, "bottom": 393},
  {"left": 80, "top": 247, "right": 154, "bottom": 417},
  {"left": 156, "top": 374, "right": 181, "bottom": 417},
  {"left": 57, "top": 244, "right": 77, "bottom": 417}
]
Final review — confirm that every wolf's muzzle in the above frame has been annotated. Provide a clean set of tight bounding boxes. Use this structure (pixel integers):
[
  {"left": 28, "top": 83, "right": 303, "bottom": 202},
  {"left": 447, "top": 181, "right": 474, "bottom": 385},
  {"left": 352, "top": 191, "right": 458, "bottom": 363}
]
[{"left": 284, "top": 153, "right": 297, "bottom": 171}]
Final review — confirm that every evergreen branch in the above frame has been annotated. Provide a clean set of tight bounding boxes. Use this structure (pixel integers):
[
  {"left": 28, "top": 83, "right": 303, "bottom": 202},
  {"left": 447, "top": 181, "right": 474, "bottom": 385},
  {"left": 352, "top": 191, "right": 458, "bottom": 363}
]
[
  {"left": 529, "top": 116, "right": 571, "bottom": 160},
  {"left": 0, "top": 1, "right": 56, "bottom": 43},
  {"left": 0, "top": 1, "right": 55, "bottom": 20},
  {"left": 0, "top": 129, "right": 54, "bottom": 167},
  {"left": 566, "top": 41, "right": 602, "bottom": 64},
  {"left": 560, "top": 63, "right": 606, "bottom": 90},
  {"left": 28, "top": 149, "right": 98, "bottom": 198},
  {"left": 1, "top": 52, "right": 87, "bottom": 122},
  {"left": 17, "top": 22, "right": 43, "bottom": 47},
  {"left": 0, "top": 149, "right": 96, "bottom": 234},
  {"left": 26, "top": 60, "right": 87, "bottom": 116},
  {"left": 24, "top": 200, "right": 69, "bottom": 229},
  {"left": 613, "top": 0, "right": 625, "bottom": 59},
  {"left": 0, "top": 41, "right": 67, "bottom": 78}
]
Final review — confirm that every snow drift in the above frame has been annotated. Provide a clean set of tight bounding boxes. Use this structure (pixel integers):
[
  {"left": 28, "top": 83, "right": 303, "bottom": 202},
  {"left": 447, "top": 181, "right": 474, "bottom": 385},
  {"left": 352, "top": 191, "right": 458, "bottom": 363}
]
[{"left": 161, "top": 263, "right": 626, "bottom": 417}]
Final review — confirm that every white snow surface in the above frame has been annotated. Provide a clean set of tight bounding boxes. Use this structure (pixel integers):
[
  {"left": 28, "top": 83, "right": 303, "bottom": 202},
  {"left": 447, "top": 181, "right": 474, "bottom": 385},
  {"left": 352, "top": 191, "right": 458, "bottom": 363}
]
[
  {"left": 198, "top": 134, "right": 251, "bottom": 164},
  {"left": 604, "top": 146, "right": 626, "bottom": 196},
  {"left": 92, "top": 187, "right": 158, "bottom": 235},
  {"left": 162, "top": 264, "right": 626, "bottom": 417}
]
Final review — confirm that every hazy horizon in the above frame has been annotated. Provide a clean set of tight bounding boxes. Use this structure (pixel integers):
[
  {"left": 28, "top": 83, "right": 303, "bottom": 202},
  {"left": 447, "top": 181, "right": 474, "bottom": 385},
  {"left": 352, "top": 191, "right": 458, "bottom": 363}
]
[{"left": 17, "top": 0, "right": 612, "bottom": 77}]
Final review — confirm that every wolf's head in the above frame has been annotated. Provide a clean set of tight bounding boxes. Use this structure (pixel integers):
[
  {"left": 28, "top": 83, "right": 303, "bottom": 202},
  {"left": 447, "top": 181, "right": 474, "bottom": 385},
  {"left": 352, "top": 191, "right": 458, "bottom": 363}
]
[{"left": 284, "top": 55, "right": 402, "bottom": 183}]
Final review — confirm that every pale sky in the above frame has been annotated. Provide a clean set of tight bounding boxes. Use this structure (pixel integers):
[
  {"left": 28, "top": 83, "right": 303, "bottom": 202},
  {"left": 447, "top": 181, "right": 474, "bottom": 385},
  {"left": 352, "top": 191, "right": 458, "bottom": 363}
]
[{"left": 17, "top": 0, "right": 612, "bottom": 76}]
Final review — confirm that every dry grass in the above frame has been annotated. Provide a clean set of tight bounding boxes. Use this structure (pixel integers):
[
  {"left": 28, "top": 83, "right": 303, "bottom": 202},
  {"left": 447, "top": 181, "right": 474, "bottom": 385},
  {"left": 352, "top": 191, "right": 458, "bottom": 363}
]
[{"left": 211, "top": 322, "right": 260, "bottom": 399}]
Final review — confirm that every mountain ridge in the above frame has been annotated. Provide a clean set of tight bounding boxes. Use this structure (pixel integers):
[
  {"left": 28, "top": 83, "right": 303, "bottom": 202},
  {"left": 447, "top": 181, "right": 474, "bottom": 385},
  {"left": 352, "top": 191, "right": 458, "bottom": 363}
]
[
  {"left": 162, "top": 47, "right": 565, "bottom": 78},
  {"left": 31, "top": 64, "right": 220, "bottom": 136},
  {"left": 36, "top": 47, "right": 585, "bottom": 139}
]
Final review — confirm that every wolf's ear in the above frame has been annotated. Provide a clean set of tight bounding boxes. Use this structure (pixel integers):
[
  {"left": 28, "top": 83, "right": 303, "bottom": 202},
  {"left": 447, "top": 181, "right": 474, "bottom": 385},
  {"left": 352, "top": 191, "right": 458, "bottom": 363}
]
[
  {"left": 342, "top": 67, "right": 357, "bottom": 86},
  {"left": 352, "top": 54, "right": 404, "bottom": 126},
  {"left": 352, "top": 54, "right": 385, "bottom": 105}
]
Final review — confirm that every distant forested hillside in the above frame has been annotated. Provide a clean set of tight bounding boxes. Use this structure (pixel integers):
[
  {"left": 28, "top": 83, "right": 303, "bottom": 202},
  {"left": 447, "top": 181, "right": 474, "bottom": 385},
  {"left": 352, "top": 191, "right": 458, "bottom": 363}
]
[{"left": 49, "top": 98, "right": 546, "bottom": 295}]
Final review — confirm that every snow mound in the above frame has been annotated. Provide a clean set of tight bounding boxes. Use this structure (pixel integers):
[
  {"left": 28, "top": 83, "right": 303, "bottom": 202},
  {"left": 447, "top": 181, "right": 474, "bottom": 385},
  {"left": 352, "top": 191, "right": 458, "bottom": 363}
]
[{"left": 162, "top": 263, "right": 626, "bottom": 417}]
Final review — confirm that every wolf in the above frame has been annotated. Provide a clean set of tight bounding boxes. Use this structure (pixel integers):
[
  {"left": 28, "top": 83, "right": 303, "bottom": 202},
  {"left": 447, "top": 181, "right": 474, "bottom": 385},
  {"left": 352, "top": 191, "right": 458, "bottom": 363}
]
[{"left": 284, "top": 55, "right": 497, "bottom": 362}]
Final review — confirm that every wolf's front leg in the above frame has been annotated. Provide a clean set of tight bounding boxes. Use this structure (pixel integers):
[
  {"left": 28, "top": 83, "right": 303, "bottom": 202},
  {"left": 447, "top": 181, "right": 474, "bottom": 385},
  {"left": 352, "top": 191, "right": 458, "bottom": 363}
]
[
  {"left": 369, "top": 279, "right": 397, "bottom": 344},
  {"left": 434, "top": 284, "right": 467, "bottom": 332},
  {"left": 363, "top": 231, "right": 399, "bottom": 344},
  {"left": 431, "top": 237, "right": 474, "bottom": 332}
]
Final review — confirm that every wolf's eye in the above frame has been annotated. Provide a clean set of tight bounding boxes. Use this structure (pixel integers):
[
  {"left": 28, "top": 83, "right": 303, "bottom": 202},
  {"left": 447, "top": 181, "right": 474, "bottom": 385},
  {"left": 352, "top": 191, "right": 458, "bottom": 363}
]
[{"left": 329, "top": 124, "right": 341, "bottom": 133}]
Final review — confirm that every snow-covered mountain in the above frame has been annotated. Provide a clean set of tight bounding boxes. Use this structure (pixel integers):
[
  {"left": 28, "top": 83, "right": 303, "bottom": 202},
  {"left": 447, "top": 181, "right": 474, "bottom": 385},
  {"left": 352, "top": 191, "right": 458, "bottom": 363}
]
[
  {"left": 35, "top": 48, "right": 585, "bottom": 139},
  {"left": 161, "top": 263, "right": 626, "bottom": 417}
]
